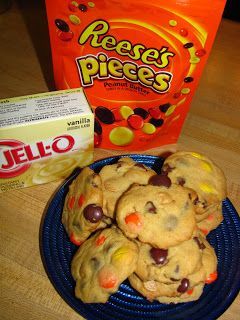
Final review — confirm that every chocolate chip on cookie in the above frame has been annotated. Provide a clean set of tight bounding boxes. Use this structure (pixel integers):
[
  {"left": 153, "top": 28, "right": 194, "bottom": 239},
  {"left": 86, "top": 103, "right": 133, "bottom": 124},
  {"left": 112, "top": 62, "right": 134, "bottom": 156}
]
[
  {"left": 150, "top": 247, "right": 168, "bottom": 265},
  {"left": 149, "top": 174, "right": 171, "bottom": 188},
  {"left": 177, "top": 278, "right": 189, "bottom": 293},
  {"left": 83, "top": 204, "right": 103, "bottom": 222}
]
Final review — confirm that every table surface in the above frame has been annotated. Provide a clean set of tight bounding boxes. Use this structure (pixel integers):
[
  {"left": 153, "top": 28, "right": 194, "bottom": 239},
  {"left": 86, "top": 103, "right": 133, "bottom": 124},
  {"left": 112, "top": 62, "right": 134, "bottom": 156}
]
[{"left": 0, "top": 2, "right": 239, "bottom": 320}]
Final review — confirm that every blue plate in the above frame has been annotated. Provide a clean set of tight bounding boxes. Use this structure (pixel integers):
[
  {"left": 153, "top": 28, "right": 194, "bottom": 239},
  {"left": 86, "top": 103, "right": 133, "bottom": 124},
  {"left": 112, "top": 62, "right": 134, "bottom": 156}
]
[{"left": 40, "top": 155, "right": 240, "bottom": 320}]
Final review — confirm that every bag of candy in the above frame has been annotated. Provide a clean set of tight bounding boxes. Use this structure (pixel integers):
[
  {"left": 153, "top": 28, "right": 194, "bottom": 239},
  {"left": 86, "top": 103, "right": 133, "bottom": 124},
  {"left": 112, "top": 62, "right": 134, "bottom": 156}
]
[{"left": 45, "top": 0, "right": 226, "bottom": 151}]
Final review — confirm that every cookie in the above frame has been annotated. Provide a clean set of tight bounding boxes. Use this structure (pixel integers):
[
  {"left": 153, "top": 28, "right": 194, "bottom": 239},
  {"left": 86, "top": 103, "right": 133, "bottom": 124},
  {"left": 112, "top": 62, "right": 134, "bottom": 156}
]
[
  {"left": 99, "top": 157, "right": 156, "bottom": 218},
  {"left": 116, "top": 180, "right": 196, "bottom": 248},
  {"left": 162, "top": 151, "right": 227, "bottom": 223},
  {"left": 71, "top": 226, "right": 139, "bottom": 303},
  {"left": 62, "top": 167, "right": 110, "bottom": 245},
  {"left": 134, "top": 231, "right": 204, "bottom": 284},
  {"left": 129, "top": 234, "right": 217, "bottom": 303}
]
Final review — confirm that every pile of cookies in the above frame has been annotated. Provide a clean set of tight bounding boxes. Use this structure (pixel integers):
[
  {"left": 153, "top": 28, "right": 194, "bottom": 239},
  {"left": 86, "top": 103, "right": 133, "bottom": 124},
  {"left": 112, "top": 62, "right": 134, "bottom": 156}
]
[{"left": 62, "top": 151, "right": 227, "bottom": 304}]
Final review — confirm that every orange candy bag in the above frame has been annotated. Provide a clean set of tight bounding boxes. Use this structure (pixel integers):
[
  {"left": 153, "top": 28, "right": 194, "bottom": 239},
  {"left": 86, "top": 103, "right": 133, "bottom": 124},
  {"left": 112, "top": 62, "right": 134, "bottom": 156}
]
[{"left": 45, "top": 0, "right": 226, "bottom": 151}]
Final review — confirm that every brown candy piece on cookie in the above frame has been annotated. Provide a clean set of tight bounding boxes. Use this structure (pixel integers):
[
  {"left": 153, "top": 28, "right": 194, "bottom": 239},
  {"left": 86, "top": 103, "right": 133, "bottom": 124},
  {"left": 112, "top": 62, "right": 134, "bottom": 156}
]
[{"left": 149, "top": 174, "right": 172, "bottom": 188}]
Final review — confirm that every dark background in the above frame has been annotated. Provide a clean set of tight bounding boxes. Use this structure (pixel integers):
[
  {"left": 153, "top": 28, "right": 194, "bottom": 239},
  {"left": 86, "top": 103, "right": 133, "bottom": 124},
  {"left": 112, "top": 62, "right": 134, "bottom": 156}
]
[{"left": 223, "top": 0, "right": 240, "bottom": 21}]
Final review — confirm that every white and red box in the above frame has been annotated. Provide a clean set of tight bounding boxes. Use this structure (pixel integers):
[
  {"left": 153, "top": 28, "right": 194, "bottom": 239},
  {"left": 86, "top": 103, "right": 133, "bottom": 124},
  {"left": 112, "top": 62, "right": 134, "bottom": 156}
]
[{"left": 0, "top": 88, "right": 94, "bottom": 193}]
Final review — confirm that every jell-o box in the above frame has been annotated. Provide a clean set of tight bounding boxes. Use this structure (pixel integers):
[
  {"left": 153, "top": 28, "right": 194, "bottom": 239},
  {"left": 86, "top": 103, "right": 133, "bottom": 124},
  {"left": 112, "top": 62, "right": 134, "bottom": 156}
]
[
  {"left": 45, "top": 0, "right": 226, "bottom": 151},
  {"left": 0, "top": 88, "right": 94, "bottom": 193}
]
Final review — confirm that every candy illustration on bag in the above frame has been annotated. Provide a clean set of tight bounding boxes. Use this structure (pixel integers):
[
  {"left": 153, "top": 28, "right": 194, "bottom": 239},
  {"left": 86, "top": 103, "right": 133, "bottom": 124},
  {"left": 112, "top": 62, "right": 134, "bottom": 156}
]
[{"left": 45, "top": 0, "right": 226, "bottom": 151}]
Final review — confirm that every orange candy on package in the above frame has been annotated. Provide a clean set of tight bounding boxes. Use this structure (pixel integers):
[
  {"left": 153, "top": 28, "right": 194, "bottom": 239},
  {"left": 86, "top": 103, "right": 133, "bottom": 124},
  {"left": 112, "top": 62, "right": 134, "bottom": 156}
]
[{"left": 45, "top": 0, "right": 226, "bottom": 151}]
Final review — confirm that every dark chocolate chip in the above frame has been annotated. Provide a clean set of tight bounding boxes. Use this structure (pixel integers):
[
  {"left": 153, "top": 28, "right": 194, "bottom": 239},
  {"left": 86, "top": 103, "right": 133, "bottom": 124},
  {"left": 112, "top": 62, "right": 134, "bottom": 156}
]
[
  {"left": 95, "top": 106, "right": 115, "bottom": 124},
  {"left": 177, "top": 177, "right": 186, "bottom": 186},
  {"left": 94, "top": 118, "right": 102, "bottom": 135},
  {"left": 193, "top": 237, "right": 206, "bottom": 250},
  {"left": 184, "top": 76, "right": 194, "bottom": 83},
  {"left": 79, "top": 4, "right": 88, "bottom": 11},
  {"left": 145, "top": 201, "right": 157, "bottom": 214},
  {"left": 183, "top": 42, "right": 194, "bottom": 49},
  {"left": 159, "top": 103, "right": 171, "bottom": 113},
  {"left": 134, "top": 107, "right": 149, "bottom": 119},
  {"left": 149, "top": 174, "right": 171, "bottom": 188},
  {"left": 177, "top": 278, "right": 190, "bottom": 293},
  {"left": 150, "top": 247, "right": 168, "bottom": 265},
  {"left": 55, "top": 19, "right": 70, "bottom": 32},
  {"left": 149, "top": 118, "right": 164, "bottom": 127},
  {"left": 83, "top": 204, "right": 103, "bottom": 223}
]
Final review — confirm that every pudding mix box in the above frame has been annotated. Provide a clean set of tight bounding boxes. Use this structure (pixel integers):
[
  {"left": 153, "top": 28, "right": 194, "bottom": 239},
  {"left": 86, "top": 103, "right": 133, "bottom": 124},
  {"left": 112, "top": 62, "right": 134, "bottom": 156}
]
[
  {"left": 0, "top": 88, "right": 94, "bottom": 193},
  {"left": 45, "top": 0, "right": 226, "bottom": 151}
]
